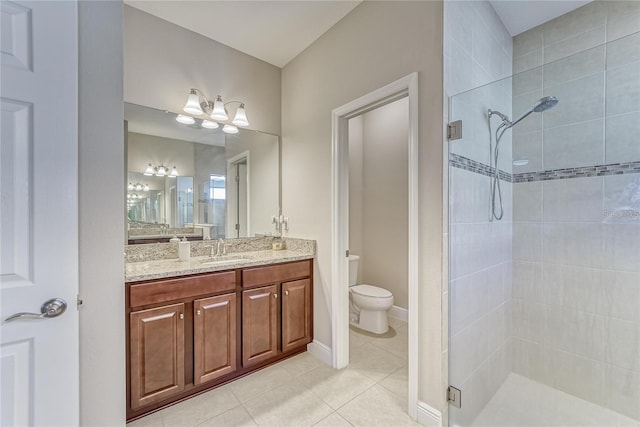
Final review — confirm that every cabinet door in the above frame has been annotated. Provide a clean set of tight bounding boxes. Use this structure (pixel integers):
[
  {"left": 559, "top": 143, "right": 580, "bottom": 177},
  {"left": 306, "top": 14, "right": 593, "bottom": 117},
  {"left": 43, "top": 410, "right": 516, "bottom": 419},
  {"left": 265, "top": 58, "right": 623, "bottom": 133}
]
[
  {"left": 282, "top": 279, "right": 312, "bottom": 352},
  {"left": 194, "top": 293, "right": 237, "bottom": 385},
  {"left": 130, "top": 303, "right": 185, "bottom": 409},
  {"left": 242, "top": 285, "right": 278, "bottom": 367}
]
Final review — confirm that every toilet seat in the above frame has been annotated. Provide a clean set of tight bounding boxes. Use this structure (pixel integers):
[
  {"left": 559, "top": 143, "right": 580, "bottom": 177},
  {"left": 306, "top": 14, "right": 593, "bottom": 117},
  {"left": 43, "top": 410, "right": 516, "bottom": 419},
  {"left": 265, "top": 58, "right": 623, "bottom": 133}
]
[{"left": 350, "top": 284, "right": 392, "bottom": 298}]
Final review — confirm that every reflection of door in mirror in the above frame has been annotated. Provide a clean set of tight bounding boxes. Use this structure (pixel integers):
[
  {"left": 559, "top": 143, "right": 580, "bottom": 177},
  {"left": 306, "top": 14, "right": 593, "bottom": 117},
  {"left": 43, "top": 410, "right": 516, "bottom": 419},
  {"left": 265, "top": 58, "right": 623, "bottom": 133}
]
[
  {"left": 177, "top": 176, "right": 194, "bottom": 228},
  {"left": 227, "top": 152, "right": 249, "bottom": 238},
  {"left": 169, "top": 186, "right": 176, "bottom": 227},
  {"left": 201, "top": 175, "right": 226, "bottom": 239}
]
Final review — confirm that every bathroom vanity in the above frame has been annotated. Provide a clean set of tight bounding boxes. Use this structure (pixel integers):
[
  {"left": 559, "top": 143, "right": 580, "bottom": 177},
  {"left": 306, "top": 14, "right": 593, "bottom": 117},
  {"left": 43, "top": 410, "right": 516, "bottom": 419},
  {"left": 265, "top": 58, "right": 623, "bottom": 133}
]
[{"left": 125, "top": 242, "right": 314, "bottom": 421}]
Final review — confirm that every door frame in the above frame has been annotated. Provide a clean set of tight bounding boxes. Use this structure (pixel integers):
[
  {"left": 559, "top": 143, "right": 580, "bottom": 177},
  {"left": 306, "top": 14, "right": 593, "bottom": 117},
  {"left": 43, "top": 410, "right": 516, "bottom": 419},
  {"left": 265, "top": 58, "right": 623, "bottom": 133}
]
[
  {"left": 330, "top": 72, "right": 419, "bottom": 418},
  {"left": 227, "top": 151, "right": 250, "bottom": 238}
]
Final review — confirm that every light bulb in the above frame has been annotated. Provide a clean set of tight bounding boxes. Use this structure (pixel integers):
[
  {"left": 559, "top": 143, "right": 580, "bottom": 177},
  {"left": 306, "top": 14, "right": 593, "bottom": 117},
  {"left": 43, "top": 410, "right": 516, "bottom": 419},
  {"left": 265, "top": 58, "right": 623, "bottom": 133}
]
[
  {"left": 127, "top": 182, "right": 134, "bottom": 191},
  {"left": 232, "top": 103, "right": 249, "bottom": 127},
  {"left": 176, "top": 114, "right": 195, "bottom": 125},
  {"left": 156, "top": 165, "right": 167, "bottom": 177},
  {"left": 201, "top": 120, "right": 219, "bottom": 129},
  {"left": 143, "top": 163, "right": 154, "bottom": 176},
  {"left": 211, "top": 95, "right": 228, "bottom": 121},
  {"left": 183, "top": 89, "right": 203, "bottom": 115},
  {"left": 169, "top": 166, "right": 179, "bottom": 177},
  {"left": 222, "top": 124, "right": 239, "bottom": 134},
  {"left": 143, "top": 184, "right": 150, "bottom": 191}
]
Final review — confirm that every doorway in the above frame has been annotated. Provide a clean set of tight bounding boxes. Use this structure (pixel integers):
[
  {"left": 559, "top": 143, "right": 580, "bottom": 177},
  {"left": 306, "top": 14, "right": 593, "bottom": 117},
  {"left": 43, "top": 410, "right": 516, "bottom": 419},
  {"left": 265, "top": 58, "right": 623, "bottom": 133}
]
[
  {"left": 331, "top": 72, "right": 419, "bottom": 419},
  {"left": 227, "top": 152, "right": 250, "bottom": 238}
]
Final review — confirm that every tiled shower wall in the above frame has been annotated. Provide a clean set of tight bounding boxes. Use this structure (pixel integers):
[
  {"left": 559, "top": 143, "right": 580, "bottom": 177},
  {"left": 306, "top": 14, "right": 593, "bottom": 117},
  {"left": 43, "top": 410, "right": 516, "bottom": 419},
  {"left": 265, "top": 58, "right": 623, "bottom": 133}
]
[
  {"left": 445, "top": 1, "right": 513, "bottom": 424},
  {"left": 511, "top": 1, "right": 640, "bottom": 420}
]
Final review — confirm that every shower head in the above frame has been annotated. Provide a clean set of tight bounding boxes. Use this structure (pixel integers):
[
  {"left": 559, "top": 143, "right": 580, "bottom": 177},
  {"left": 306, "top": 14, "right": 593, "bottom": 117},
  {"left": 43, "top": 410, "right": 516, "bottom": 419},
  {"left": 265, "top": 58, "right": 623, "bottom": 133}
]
[
  {"left": 532, "top": 96, "right": 559, "bottom": 113},
  {"left": 510, "top": 95, "right": 559, "bottom": 127}
]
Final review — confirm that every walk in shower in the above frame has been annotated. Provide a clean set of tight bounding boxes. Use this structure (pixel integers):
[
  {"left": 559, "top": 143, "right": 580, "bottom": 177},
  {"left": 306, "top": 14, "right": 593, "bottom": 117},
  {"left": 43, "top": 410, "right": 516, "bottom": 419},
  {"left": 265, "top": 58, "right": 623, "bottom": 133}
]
[{"left": 448, "top": 28, "right": 640, "bottom": 426}]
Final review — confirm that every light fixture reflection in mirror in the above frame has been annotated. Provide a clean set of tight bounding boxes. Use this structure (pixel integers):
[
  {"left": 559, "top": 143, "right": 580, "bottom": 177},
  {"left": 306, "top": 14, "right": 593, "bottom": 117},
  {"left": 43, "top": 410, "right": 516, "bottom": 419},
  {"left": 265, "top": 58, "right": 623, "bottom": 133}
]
[{"left": 125, "top": 102, "right": 280, "bottom": 245}]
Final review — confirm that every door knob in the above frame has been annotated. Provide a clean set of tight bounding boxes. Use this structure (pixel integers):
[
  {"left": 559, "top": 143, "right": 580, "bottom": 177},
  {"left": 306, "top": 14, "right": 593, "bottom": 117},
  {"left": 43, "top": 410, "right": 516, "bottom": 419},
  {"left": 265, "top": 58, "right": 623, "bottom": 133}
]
[
  {"left": 273, "top": 293, "right": 278, "bottom": 299},
  {"left": 4, "top": 298, "right": 67, "bottom": 322},
  {"left": 284, "top": 290, "right": 289, "bottom": 296}
]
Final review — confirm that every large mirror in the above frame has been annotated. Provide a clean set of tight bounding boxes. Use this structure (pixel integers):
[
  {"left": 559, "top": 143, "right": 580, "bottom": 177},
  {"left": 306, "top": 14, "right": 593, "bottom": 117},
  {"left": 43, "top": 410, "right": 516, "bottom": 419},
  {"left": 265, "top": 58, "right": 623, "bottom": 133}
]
[{"left": 125, "top": 103, "right": 280, "bottom": 244}]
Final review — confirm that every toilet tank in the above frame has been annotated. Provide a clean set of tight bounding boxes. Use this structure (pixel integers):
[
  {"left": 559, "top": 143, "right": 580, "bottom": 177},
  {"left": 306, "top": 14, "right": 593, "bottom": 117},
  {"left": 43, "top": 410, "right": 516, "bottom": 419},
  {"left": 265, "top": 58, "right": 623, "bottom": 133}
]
[{"left": 348, "top": 255, "right": 359, "bottom": 286}]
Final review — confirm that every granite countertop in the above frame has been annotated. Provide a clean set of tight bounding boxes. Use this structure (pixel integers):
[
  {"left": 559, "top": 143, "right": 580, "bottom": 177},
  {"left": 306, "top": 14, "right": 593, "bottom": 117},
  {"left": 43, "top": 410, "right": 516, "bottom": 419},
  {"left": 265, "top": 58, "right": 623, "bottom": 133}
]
[{"left": 125, "top": 249, "right": 314, "bottom": 283}]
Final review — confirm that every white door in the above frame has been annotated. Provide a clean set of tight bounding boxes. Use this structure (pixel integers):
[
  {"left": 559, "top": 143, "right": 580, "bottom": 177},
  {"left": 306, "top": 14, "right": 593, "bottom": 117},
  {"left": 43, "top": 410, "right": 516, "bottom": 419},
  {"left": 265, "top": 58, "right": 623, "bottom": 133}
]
[{"left": 1, "top": 1, "right": 79, "bottom": 426}]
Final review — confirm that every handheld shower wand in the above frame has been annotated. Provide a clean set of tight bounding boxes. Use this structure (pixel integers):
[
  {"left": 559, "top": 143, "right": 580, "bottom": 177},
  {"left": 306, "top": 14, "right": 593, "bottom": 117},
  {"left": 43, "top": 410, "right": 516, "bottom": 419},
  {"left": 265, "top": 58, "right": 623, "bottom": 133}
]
[{"left": 487, "top": 96, "right": 559, "bottom": 221}]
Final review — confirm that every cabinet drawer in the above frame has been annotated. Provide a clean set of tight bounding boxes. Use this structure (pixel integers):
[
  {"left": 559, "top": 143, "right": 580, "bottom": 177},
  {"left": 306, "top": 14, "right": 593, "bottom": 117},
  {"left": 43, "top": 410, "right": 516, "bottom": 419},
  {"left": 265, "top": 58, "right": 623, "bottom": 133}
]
[
  {"left": 130, "top": 271, "right": 236, "bottom": 308},
  {"left": 242, "top": 260, "right": 311, "bottom": 288}
]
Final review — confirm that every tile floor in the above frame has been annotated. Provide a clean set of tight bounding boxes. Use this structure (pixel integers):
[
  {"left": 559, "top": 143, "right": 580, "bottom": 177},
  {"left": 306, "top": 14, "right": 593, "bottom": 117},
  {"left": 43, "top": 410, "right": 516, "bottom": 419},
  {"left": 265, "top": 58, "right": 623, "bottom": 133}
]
[
  {"left": 469, "top": 373, "right": 640, "bottom": 427},
  {"left": 128, "top": 317, "right": 414, "bottom": 427}
]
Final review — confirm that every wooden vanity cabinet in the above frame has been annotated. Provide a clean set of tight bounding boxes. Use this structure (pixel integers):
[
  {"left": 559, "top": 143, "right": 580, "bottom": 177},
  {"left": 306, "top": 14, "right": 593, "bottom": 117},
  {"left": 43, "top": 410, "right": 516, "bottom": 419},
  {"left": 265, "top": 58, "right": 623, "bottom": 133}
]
[
  {"left": 126, "top": 259, "right": 313, "bottom": 421},
  {"left": 127, "top": 271, "right": 237, "bottom": 416},
  {"left": 242, "top": 284, "right": 279, "bottom": 367},
  {"left": 129, "top": 303, "right": 185, "bottom": 410},
  {"left": 282, "top": 278, "right": 312, "bottom": 353},
  {"left": 241, "top": 260, "right": 313, "bottom": 368},
  {"left": 193, "top": 293, "right": 237, "bottom": 385}
]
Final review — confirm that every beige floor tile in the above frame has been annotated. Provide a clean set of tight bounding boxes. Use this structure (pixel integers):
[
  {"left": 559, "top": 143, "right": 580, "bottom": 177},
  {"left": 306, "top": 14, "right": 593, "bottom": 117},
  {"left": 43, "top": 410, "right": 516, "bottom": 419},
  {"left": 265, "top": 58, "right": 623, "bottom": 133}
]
[
  {"left": 337, "top": 385, "right": 417, "bottom": 427},
  {"left": 197, "top": 405, "right": 257, "bottom": 427},
  {"left": 387, "top": 317, "right": 407, "bottom": 330},
  {"left": 298, "top": 364, "right": 375, "bottom": 410},
  {"left": 370, "top": 325, "right": 408, "bottom": 360},
  {"left": 160, "top": 385, "right": 240, "bottom": 427},
  {"left": 349, "top": 328, "right": 374, "bottom": 351},
  {"left": 127, "top": 412, "right": 163, "bottom": 427},
  {"left": 349, "top": 343, "right": 406, "bottom": 381},
  {"left": 280, "top": 352, "right": 323, "bottom": 377},
  {"left": 229, "top": 365, "right": 295, "bottom": 403},
  {"left": 378, "top": 365, "right": 408, "bottom": 400},
  {"left": 313, "top": 412, "right": 354, "bottom": 426},
  {"left": 243, "top": 382, "right": 333, "bottom": 426}
]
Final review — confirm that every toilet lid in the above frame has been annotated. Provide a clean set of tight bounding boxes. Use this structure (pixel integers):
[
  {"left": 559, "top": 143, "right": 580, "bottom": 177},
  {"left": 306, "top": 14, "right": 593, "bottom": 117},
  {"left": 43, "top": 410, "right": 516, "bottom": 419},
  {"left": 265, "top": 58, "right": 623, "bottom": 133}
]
[{"left": 350, "top": 284, "right": 392, "bottom": 298}]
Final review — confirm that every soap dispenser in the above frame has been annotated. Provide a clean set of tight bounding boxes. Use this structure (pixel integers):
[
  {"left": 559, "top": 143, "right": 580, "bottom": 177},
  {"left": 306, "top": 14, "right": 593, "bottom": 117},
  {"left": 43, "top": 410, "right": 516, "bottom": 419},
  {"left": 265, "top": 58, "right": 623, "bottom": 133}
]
[{"left": 178, "top": 236, "right": 190, "bottom": 261}]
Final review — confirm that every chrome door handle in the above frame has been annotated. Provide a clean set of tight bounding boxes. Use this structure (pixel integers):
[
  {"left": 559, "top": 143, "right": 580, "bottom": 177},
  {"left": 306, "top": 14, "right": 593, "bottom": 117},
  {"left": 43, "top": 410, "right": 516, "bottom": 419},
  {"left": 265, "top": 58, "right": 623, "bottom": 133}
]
[{"left": 4, "top": 298, "right": 67, "bottom": 322}]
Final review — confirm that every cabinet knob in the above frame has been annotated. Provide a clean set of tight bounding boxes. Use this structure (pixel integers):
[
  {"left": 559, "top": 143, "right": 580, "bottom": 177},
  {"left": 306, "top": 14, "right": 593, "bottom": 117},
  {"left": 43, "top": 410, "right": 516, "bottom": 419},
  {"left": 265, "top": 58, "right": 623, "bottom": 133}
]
[
  {"left": 179, "top": 313, "right": 184, "bottom": 320},
  {"left": 284, "top": 290, "right": 289, "bottom": 296},
  {"left": 196, "top": 309, "right": 201, "bottom": 316},
  {"left": 273, "top": 293, "right": 278, "bottom": 299}
]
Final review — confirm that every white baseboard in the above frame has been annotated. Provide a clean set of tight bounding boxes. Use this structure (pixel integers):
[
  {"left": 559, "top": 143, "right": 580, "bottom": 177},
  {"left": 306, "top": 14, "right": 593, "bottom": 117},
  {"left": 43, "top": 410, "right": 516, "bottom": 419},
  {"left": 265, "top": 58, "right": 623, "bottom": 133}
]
[
  {"left": 417, "top": 401, "right": 442, "bottom": 427},
  {"left": 389, "top": 305, "right": 408, "bottom": 322},
  {"left": 307, "top": 340, "right": 332, "bottom": 366}
]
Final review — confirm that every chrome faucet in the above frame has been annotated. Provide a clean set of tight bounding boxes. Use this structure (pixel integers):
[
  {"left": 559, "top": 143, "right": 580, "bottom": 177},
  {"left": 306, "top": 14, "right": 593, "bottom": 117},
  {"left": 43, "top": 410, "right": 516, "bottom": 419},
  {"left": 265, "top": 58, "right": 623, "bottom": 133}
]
[{"left": 216, "top": 238, "right": 226, "bottom": 257}]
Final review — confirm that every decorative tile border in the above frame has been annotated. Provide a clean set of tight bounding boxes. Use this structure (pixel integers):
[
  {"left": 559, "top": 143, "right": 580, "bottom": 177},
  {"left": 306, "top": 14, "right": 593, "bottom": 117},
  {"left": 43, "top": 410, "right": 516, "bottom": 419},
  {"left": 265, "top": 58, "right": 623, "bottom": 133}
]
[
  {"left": 512, "top": 161, "right": 640, "bottom": 183},
  {"left": 449, "top": 153, "right": 512, "bottom": 182},
  {"left": 450, "top": 153, "right": 640, "bottom": 184}
]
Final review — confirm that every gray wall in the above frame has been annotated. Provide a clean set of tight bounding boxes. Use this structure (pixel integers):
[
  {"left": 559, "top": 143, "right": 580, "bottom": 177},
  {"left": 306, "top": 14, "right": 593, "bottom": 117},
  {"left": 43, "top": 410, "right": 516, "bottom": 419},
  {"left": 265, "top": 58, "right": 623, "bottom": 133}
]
[
  {"left": 511, "top": 1, "right": 640, "bottom": 419},
  {"left": 78, "top": 1, "right": 125, "bottom": 425},
  {"left": 349, "top": 98, "right": 409, "bottom": 309},
  {"left": 282, "top": 0, "right": 444, "bottom": 408},
  {"left": 124, "top": 5, "right": 281, "bottom": 136}
]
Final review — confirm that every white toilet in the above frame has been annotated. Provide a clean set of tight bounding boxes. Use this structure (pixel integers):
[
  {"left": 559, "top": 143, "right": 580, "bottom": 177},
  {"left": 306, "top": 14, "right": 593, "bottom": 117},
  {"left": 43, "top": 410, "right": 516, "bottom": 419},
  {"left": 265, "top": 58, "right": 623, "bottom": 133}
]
[{"left": 348, "top": 254, "right": 394, "bottom": 334}]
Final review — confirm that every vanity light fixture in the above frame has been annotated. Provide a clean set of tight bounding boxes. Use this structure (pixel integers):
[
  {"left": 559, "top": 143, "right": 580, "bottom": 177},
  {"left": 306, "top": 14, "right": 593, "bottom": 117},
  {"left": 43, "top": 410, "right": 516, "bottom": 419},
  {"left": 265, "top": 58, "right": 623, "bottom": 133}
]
[
  {"left": 180, "top": 88, "right": 250, "bottom": 131},
  {"left": 176, "top": 114, "right": 195, "bottom": 125},
  {"left": 183, "top": 89, "right": 203, "bottom": 115},
  {"left": 143, "top": 163, "right": 155, "bottom": 176},
  {"left": 222, "top": 124, "right": 239, "bottom": 134},
  {"left": 143, "top": 163, "right": 178, "bottom": 178},
  {"left": 201, "top": 120, "right": 219, "bottom": 129},
  {"left": 127, "top": 182, "right": 148, "bottom": 191}
]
